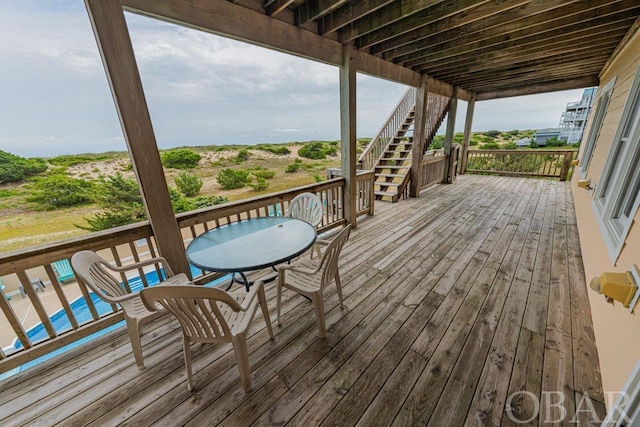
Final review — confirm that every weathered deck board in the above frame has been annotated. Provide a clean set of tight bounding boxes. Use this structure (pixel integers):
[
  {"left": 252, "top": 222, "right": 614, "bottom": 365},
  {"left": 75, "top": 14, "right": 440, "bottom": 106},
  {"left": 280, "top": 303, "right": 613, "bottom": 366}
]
[{"left": 0, "top": 175, "right": 604, "bottom": 426}]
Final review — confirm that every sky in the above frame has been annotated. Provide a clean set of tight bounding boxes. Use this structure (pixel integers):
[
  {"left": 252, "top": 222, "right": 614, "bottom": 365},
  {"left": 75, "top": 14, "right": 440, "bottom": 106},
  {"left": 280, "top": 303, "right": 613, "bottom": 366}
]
[{"left": 0, "top": 1, "right": 589, "bottom": 158}]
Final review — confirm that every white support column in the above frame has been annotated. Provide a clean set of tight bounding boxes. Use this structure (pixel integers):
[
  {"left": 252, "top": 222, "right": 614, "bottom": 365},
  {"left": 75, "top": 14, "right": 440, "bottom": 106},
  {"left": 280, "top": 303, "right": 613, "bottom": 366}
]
[
  {"left": 340, "top": 43, "right": 357, "bottom": 227},
  {"left": 443, "top": 86, "right": 459, "bottom": 183},
  {"left": 460, "top": 93, "right": 476, "bottom": 174},
  {"left": 85, "top": 0, "right": 191, "bottom": 276},
  {"left": 410, "top": 75, "right": 428, "bottom": 198}
]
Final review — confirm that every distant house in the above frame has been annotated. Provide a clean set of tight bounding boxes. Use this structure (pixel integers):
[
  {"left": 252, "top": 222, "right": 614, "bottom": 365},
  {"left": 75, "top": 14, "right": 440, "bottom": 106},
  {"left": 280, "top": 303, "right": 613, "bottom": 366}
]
[
  {"left": 533, "top": 128, "right": 562, "bottom": 146},
  {"left": 559, "top": 87, "right": 597, "bottom": 144}
]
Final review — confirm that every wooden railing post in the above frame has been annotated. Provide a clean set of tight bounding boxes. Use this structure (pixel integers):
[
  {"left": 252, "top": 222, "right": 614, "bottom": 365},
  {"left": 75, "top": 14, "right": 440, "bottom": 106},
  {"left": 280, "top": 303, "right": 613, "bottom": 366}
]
[
  {"left": 559, "top": 151, "right": 574, "bottom": 181},
  {"left": 460, "top": 93, "right": 476, "bottom": 174}
]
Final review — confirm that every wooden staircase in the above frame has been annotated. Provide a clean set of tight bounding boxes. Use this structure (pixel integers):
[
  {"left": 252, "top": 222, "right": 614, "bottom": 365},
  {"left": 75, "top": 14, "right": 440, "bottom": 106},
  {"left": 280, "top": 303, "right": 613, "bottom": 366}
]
[
  {"left": 374, "top": 111, "right": 415, "bottom": 202},
  {"left": 358, "top": 88, "right": 451, "bottom": 203}
]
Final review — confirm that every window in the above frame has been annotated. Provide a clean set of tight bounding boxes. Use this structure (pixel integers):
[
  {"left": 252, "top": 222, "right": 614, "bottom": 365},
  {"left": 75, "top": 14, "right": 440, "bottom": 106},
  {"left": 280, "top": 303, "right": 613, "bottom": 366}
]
[
  {"left": 580, "top": 79, "right": 616, "bottom": 177},
  {"left": 593, "top": 62, "right": 640, "bottom": 263}
]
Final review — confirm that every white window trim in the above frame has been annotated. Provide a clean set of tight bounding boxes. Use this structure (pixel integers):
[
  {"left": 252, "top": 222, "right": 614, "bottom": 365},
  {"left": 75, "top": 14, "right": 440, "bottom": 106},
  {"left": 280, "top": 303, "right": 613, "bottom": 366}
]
[
  {"left": 579, "top": 78, "right": 616, "bottom": 178},
  {"left": 593, "top": 62, "right": 640, "bottom": 264}
]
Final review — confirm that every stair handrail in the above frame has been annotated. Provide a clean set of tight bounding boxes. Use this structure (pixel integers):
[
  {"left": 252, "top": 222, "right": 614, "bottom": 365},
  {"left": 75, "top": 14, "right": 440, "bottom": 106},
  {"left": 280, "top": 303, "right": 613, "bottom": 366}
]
[{"left": 358, "top": 87, "right": 417, "bottom": 170}]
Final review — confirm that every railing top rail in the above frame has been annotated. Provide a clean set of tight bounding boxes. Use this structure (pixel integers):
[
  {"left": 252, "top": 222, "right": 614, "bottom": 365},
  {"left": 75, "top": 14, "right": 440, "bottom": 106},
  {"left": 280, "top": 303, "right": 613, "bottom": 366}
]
[{"left": 467, "top": 149, "right": 577, "bottom": 155}]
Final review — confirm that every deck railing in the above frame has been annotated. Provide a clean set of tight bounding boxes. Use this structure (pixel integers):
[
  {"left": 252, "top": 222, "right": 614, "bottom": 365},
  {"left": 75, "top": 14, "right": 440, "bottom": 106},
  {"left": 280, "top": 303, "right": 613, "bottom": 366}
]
[
  {"left": 358, "top": 87, "right": 416, "bottom": 170},
  {"left": 465, "top": 149, "right": 577, "bottom": 181},
  {"left": 0, "top": 175, "right": 374, "bottom": 373}
]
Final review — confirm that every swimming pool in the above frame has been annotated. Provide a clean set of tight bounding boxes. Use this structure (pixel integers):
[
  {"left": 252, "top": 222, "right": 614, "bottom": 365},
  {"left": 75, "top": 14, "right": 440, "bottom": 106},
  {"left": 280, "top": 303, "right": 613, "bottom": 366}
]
[{"left": 1, "top": 266, "right": 224, "bottom": 380}]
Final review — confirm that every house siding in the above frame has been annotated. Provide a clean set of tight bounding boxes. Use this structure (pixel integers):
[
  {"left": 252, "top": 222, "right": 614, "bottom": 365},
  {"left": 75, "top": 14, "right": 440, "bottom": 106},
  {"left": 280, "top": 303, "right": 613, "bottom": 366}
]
[{"left": 572, "top": 28, "right": 640, "bottom": 396}]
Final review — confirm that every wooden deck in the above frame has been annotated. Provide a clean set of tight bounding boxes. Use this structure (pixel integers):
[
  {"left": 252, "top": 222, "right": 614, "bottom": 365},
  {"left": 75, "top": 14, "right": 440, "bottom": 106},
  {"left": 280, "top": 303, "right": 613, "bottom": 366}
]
[{"left": 0, "top": 175, "right": 605, "bottom": 426}]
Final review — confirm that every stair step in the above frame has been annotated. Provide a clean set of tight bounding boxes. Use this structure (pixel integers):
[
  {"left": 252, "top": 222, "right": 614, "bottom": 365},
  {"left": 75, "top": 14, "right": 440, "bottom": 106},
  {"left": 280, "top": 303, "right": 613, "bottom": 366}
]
[
  {"left": 384, "top": 150, "right": 412, "bottom": 154},
  {"left": 376, "top": 182, "right": 401, "bottom": 187},
  {"left": 376, "top": 173, "right": 404, "bottom": 178},
  {"left": 376, "top": 165, "right": 410, "bottom": 170},
  {"left": 375, "top": 190, "right": 398, "bottom": 197}
]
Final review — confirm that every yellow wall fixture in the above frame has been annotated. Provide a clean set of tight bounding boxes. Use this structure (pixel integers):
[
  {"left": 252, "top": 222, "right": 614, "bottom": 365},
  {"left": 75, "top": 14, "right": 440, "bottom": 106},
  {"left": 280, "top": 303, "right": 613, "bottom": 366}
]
[
  {"left": 590, "top": 265, "right": 640, "bottom": 311},
  {"left": 578, "top": 179, "right": 592, "bottom": 190},
  {"left": 571, "top": 159, "right": 579, "bottom": 166}
]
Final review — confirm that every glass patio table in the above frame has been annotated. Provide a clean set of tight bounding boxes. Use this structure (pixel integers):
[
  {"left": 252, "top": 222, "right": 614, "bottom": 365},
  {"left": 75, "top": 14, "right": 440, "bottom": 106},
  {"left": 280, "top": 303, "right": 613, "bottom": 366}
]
[{"left": 186, "top": 216, "right": 317, "bottom": 291}]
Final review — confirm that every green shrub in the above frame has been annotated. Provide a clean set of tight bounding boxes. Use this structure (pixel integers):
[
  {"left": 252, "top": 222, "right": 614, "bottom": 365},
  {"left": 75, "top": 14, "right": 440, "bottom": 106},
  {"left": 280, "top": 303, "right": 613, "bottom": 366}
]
[
  {"left": 174, "top": 172, "right": 203, "bottom": 197},
  {"left": 480, "top": 142, "right": 500, "bottom": 150},
  {"left": 298, "top": 142, "right": 327, "bottom": 159},
  {"left": 216, "top": 168, "right": 251, "bottom": 189},
  {"left": 236, "top": 149, "right": 250, "bottom": 163},
  {"left": 0, "top": 150, "right": 48, "bottom": 183},
  {"left": 27, "top": 174, "right": 94, "bottom": 209},
  {"left": 295, "top": 158, "right": 302, "bottom": 164},
  {"left": 544, "top": 136, "right": 568, "bottom": 147},
  {"left": 503, "top": 141, "right": 518, "bottom": 149},
  {"left": 161, "top": 149, "right": 201, "bottom": 169},
  {"left": 509, "top": 130, "right": 519, "bottom": 135},
  {"left": 189, "top": 195, "right": 228, "bottom": 209},
  {"left": 530, "top": 140, "right": 539, "bottom": 149},
  {"left": 252, "top": 169, "right": 275, "bottom": 179},
  {"left": 249, "top": 177, "right": 269, "bottom": 191},
  {"left": 48, "top": 154, "right": 112, "bottom": 167},
  {"left": 256, "top": 144, "right": 291, "bottom": 155},
  {"left": 469, "top": 139, "right": 479, "bottom": 146},
  {"left": 314, "top": 174, "right": 323, "bottom": 183},
  {"left": 484, "top": 130, "right": 501, "bottom": 138},
  {"left": 285, "top": 163, "right": 300, "bottom": 173}
]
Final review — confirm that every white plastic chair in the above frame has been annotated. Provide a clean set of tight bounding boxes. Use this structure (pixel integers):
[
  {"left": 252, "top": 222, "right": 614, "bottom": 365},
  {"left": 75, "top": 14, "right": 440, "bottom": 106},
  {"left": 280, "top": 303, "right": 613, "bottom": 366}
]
[
  {"left": 289, "top": 192, "right": 324, "bottom": 258},
  {"left": 276, "top": 225, "right": 351, "bottom": 337},
  {"left": 71, "top": 250, "right": 192, "bottom": 369},
  {"left": 140, "top": 282, "right": 273, "bottom": 392}
]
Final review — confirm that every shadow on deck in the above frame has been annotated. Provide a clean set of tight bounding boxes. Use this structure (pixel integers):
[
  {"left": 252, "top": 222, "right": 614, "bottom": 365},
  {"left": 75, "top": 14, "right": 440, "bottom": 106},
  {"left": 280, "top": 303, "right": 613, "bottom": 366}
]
[{"left": 0, "top": 174, "right": 604, "bottom": 426}]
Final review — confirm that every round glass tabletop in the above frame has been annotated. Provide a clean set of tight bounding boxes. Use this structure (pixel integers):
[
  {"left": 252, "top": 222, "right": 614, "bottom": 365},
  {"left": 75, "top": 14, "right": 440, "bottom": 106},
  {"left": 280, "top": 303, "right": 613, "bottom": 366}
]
[{"left": 186, "top": 216, "right": 317, "bottom": 272}]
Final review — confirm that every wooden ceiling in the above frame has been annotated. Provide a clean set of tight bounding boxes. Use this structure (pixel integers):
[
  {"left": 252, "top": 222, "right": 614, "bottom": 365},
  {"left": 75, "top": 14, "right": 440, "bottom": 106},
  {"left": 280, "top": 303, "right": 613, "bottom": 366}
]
[{"left": 263, "top": 0, "right": 640, "bottom": 100}]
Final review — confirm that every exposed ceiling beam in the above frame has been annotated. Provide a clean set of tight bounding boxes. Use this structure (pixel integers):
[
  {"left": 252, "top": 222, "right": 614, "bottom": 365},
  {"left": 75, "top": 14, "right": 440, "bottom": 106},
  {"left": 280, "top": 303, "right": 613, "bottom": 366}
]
[
  {"left": 379, "top": 0, "right": 583, "bottom": 59},
  {"left": 419, "top": 23, "right": 631, "bottom": 75},
  {"left": 366, "top": 0, "right": 528, "bottom": 54},
  {"left": 264, "top": 0, "right": 297, "bottom": 17},
  {"left": 396, "top": 4, "right": 640, "bottom": 66},
  {"left": 294, "top": 0, "right": 347, "bottom": 26},
  {"left": 467, "top": 68, "right": 603, "bottom": 93},
  {"left": 323, "top": 0, "right": 446, "bottom": 39},
  {"left": 476, "top": 76, "right": 600, "bottom": 101},
  {"left": 352, "top": 0, "right": 488, "bottom": 48},
  {"left": 317, "top": 0, "right": 396, "bottom": 35}
]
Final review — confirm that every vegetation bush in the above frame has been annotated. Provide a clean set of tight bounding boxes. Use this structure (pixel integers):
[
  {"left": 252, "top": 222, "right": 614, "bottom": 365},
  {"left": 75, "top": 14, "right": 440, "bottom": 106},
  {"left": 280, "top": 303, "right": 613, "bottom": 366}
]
[
  {"left": 285, "top": 163, "right": 300, "bottom": 173},
  {"left": 27, "top": 174, "right": 94, "bottom": 209},
  {"left": 544, "top": 136, "right": 568, "bottom": 147},
  {"left": 469, "top": 139, "right": 479, "bottom": 146},
  {"left": 174, "top": 172, "right": 203, "bottom": 197},
  {"left": 484, "top": 130, "right": 501, "bottom": 138},
  {"left": 161, "top": 149, "right": 201, "bottom": 169},
  {"left": 509, "top": 130, "right": 519, "bottom": 135},
  {"left": 314, "top": 174, "right": 323, "bottom": 182},
  {"left": 48, "top": 154, "right": 113, "bottom": 168},
  {"left": 236, "top": 149, "right": 250, "bottom": 163},
  {"left": 256, "top": 144, "right": 290, "bottom": 155},
  {"left": 298, "top": 142, "right": 327, "bottom": 160},
  {"left": 480, "top": 142, "right": 500, "bottom": 149},
  {"left": 249, "top": 177, "right": 269, "bottom": 191},
  {"left": 0, "top": 150, "right": 48, "bottom": 183},
  {"left": 503, "top": 141, "right": 518, "bottom": 149},
  {"left": 216, "top": 168, "right": 251, "bottom": 189},
  {"left": 251, "top": 168, "right": 275, "bottom": 179}
]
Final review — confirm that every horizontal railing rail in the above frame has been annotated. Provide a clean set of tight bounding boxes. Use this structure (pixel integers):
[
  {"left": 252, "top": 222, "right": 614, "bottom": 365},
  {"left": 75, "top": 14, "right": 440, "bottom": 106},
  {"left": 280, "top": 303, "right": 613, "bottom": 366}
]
[
  {"left": 0, "top": 175, "right": 374, "bottom": 373},
  {"left": 465, "top": 149, "right": 577, "bottom": 181}
]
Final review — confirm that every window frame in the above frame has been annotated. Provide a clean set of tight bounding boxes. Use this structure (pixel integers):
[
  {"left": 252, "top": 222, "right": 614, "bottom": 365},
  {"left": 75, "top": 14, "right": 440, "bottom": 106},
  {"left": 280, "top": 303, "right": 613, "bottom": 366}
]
[
  {"left": 579, "top": 78, "right": 616, "bottom": 178},
  {"left": 593, "top": 62, "right": 640, "bottom": 263}
]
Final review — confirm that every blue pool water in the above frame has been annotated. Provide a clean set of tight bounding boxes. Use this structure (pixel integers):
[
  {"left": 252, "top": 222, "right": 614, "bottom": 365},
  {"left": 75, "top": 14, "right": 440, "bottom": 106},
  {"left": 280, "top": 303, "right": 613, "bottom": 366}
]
[{"left": 1, "top": 266, "right": 225, "bottom": 380}]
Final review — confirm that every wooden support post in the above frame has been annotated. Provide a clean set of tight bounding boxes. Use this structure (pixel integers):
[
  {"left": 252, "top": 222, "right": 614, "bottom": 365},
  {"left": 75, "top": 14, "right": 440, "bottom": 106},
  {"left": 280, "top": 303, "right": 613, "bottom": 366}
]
[
  {"left": 559, "top": 151, "right": 574, "bottom": 181},
  {"left": 410, "top": 74, "right": 428, "bottom": 198},
  {"left": 340, "top": 43, "right": 357, "bottom": 227},
  {"left": 443, "top": 86, "right": 459, "bottom": 183},
  {"left": 459, "top": 93, "right": 476, "bottom": 175},
  {"left": 85, "top": 0, "right": 191, "bottom": 277}
]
